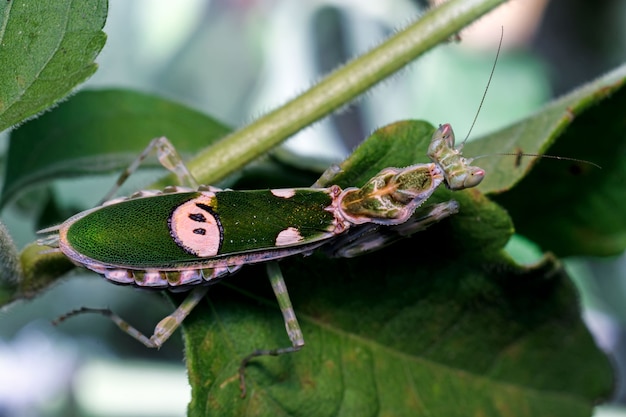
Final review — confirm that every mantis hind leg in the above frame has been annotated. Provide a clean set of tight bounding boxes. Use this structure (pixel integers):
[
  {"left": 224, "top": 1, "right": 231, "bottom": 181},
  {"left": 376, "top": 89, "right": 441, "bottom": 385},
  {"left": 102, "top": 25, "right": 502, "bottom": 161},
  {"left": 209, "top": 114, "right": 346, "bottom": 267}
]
[
  {"left": 53, "top": 287, "right": 209, "bottom": 348},
  {"left": 238, "top": 261, "right": 304, "bottom": 397}
]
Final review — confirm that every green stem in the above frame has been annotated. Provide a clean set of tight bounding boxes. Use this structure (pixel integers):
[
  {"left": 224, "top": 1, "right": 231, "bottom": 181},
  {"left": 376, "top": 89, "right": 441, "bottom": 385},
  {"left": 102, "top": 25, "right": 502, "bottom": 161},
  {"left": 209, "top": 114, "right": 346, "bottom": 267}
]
[{"left": 181, "top": 0, "right": 508, "bottom": 186}]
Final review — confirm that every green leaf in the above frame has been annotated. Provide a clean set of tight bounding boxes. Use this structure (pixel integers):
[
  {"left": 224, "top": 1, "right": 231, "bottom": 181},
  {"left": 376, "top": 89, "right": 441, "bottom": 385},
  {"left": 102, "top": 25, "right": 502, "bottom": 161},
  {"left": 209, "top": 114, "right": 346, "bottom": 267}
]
[
  {"left": 317, "top": 121, "right": 436, "bottom": 189},
  {"left": 1, "top": 89, "right": 232, "bottom": 205},
  {"left": 465, "top": 64, "right": 626, "bottom": 256},
  {"left": 466, "top": 63, "right": 625, "bottom": 195},
  {"left": 184, "top": 248, "right": 609, "bottom": 416},
  {"left": 0, "top": 0, "right": 107, "bottom": 132}
]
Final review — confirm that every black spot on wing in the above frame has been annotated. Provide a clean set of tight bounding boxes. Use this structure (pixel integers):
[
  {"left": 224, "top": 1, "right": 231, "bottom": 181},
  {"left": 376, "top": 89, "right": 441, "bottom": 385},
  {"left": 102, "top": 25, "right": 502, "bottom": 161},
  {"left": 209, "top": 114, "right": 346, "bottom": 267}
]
[
  {"left": 195, "top": 202, "right": 224, "bottom": 252},
  {"left": 189, "top": 213, "right": 206, "bottom": 222}
]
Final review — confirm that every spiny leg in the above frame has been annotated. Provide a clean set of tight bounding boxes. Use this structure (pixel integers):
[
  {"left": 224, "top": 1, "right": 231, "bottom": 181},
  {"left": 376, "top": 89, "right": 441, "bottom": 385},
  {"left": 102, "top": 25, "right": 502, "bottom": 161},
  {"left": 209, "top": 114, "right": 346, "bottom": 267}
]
[
  {"left": 53, "top": 287, "right": 209, "bottom": 348},
  {"left": 239, "top": 261, "right": 304, "bottom": 397},
  {"left": 99, "top": 136, "right": 199, "bottom": 204}
]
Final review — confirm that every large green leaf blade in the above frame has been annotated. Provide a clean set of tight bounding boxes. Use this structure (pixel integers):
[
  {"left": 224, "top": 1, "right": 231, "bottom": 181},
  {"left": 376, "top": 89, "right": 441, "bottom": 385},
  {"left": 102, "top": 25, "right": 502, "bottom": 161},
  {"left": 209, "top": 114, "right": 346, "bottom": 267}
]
[
  {"left": 465, "top": 65, "right": 626, "bottom": 256},
  {"left": 465, "top": 64, "right": 626, "bottom": 195},
  {"left": 1, "top": 89, "right": 232, "bottom": 205},
  {"left": 0, "top": 0, "right": 107, "bottom": 132},
  {"left": 184, "top": 249, "right": 609, "bottom": 416}
]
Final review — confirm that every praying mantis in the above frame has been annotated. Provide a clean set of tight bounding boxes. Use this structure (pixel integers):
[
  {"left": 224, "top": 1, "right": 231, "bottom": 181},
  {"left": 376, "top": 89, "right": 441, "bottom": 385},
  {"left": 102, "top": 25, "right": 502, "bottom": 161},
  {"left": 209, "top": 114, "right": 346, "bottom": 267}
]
[{"left": 39, "top": 122, "right": 484, "bottom": 396}]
